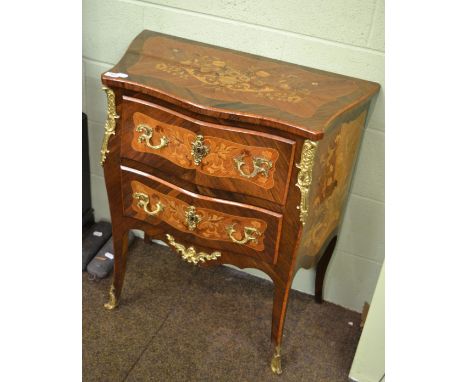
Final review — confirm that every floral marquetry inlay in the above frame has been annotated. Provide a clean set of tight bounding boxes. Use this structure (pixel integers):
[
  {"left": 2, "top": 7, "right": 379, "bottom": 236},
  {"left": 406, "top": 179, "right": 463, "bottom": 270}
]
[
  {"left": 153, "top": 57, "right": 317, "bottom": 104},
  {"left": 126, "top": 35, "right": 360, "bottom": 119},
  {"left": 299, "top": 111, "right": 368, "bottom": 261},
  {"left": 131, "top": 112, "right": 279, "bottom": 189},
  {"left": 130, "top": 180, "right": 267, "bottom": 251},
  {"left": 102, "top": 29, "right": 381, "bottom": 375}
]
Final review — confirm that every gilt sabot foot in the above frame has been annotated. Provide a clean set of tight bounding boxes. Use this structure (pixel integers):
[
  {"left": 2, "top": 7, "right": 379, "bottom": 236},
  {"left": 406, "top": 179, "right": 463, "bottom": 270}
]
[
  {"left": 270, "top": 345, "right": 282, "bottom": 375},
  {"left": 104, "top": 285, "right": 119, "bottom": 310}
]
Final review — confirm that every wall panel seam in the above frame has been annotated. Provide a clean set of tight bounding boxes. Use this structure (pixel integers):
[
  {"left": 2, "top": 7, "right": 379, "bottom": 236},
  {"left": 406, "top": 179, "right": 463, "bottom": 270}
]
[
  {"left": 349, "top": 192, "right": 384, "bottom": 205},
  {"left": 335, "top": 249, "right": 384, "bottom": 265},
  {"left": 365, "top": 0, "right": 379, "bottom": 46},
  {"left": 367, "top": 126, "right": 385, "bottom": 135},
  {"left": 83, "top": 56, "right": 116, "bottom": 67},
  {"left": 130, "top": 0, "right": 386, "bottom": 55}
]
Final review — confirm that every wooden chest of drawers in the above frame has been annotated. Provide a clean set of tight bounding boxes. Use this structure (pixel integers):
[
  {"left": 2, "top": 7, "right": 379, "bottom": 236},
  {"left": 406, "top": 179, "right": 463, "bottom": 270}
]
[{"left": 100, "top": 30, "right": 379, "bottom": 374}]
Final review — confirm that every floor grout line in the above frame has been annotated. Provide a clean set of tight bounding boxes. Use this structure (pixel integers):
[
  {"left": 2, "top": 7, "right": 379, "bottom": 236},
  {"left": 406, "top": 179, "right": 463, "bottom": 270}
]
[
  {"left": 120, "top": 316, "right": 167, "bottom": 381},
  {"left": 121, "top": 261, "right": 198, "bottom": 381}
]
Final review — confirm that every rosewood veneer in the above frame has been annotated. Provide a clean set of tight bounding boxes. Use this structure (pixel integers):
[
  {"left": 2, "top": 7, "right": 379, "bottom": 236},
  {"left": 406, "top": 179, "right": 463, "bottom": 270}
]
[{"left": 99, "top": 30, "right": 380, "bottom": 375}]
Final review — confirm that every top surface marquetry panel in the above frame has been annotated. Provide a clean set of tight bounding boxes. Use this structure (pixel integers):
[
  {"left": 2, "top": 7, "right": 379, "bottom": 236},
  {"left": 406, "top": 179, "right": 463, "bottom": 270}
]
[{"left": 103, "top": 30, "right": 379, "bottom": 138}]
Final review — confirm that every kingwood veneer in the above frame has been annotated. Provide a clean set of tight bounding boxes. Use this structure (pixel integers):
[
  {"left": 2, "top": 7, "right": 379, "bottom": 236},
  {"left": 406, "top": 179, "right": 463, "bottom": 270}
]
[{"left": 99, "top": 30, "right": 380, "bottom": 375}]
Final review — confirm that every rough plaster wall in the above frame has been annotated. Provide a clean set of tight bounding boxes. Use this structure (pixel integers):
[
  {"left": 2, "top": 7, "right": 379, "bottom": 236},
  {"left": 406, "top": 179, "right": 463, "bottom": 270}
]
[{"left": 83, "top": 0, "right": 384, "bottom": 312}]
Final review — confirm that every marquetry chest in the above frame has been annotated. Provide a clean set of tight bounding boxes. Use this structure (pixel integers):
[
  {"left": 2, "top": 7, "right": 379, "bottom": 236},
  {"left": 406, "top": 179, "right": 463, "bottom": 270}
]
[{"left": 100, "top": 30, "right": 379, "bottom": 375}]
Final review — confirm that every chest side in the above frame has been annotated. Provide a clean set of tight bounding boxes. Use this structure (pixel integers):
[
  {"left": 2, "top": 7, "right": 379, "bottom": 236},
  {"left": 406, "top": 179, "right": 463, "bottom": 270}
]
[{"left": 296, "top": 108, "right": 369, "bottom": 268}]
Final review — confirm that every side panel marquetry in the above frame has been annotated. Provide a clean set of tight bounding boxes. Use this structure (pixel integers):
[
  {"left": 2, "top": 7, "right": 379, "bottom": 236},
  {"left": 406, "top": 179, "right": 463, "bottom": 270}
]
[
  {"left": 121, "top": 167, "right": 283, "bottom": 263},
  {"left": 298, "top": 110, "right": 368, "bottom": 265},
  {"left": 120, "top": 97, "right": 296, "bottom": 205}
]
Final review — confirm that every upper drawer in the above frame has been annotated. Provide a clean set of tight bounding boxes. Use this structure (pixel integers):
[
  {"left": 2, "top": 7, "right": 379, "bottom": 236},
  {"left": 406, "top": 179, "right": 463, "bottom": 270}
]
[{"left": 120, "top": 96, "right": 296, "bottom": 205}]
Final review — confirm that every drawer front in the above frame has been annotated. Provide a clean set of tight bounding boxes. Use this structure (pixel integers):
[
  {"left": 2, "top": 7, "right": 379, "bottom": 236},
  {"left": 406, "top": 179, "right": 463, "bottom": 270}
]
[
  {"left": 121, "top": 166, "right": 283, "bottom": 263},
  {"left": 120, "top": 96, "right": 296, "bottom": 205}
]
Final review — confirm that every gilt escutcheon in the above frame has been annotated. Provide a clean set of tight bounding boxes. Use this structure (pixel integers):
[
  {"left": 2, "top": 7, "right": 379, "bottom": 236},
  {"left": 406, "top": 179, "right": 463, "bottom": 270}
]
[
  {"left": 185, "top": 206, "right": 202, "bottom": 231},
  {"left": 191, "top": 134, "right": 210, "bottom": 165}
]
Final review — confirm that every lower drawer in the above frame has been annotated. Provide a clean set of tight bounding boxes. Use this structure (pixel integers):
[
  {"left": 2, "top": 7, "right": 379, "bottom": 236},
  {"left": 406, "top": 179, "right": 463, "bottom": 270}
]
[{"left": 121, "top": 166, "right": 283, "bottom": 264}]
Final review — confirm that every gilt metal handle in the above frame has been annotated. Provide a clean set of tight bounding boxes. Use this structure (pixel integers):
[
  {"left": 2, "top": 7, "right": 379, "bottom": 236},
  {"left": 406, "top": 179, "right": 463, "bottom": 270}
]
[
  {"left": 191, "top": 134, "right": 210, "bottom": 165},
  {"left": 233, "top": 154, "right": 272, "bottom": 179},
  {"left": 226, "top": 224, "right": 261, "bottom": 245},
  {"left": 133, "top": 192, "right": 165, "bottom": 216},
  {"left": 136, "top": 124, "right": 169, "bottom": 150},
  {"left": 166, "top": 234, "right": 221, "bottom": 265}
]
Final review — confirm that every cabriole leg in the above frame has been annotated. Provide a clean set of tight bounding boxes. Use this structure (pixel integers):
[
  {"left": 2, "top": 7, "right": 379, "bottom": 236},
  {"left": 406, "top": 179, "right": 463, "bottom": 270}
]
[
  {"left": 104, "top": 229, "right": 130, "bottom": 310},
  {"left": 314, "top": 236, "right": 337, "bottom": 304},
  {"left": 270, "top": 280, "right": 292, "bottom": 375}
]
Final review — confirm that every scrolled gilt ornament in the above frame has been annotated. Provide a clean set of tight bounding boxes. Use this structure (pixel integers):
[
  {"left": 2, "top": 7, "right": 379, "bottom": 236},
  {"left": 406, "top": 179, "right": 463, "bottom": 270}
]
[
  {"left": 295, "top": 140, "right": 317, "bottom": 225},
  {"left": 166, "top": 234, "right": 221, "bottom": 265},
  {"left": 135, "top": 124, "right": 169, "bottom": 150},
  {"left": 100, "top": 87, "right": 119, "bottom": 165},
  {"left": 233, "top": 154, "right": 272, "bottom": 179},
  {"left": 226, "top": 224, "right": 261, "bottom": 245}
]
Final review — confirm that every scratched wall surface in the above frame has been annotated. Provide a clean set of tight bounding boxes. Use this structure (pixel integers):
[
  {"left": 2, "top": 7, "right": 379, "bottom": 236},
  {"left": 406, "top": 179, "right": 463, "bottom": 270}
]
[{"left": 83, "top": 0, "right": 384, "bottom": 312}]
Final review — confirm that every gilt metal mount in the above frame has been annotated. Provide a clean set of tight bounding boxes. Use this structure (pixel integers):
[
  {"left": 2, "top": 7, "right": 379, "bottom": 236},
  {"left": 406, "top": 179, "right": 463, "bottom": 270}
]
[
  {"left": 234, "top": 154, "right": 272, "bottom": 179},
  {"left": 226, "top": 224, "right": 261, "bottom": 245},
  {"left": 133, "top": 192, "right": 165, "bottom": 216},
  {"left": 166, "top": 234, "right": 221, "bottom": 265},
  {"left": 295, "top": 140, "right": 317, "bottom": 225},
  {"left": 271, "top": 345, "right": 282, "bottom": 375},
  {"left": 136, "top": 124, "right": 169, "bottom": 150},
  {"left": 104, "top": 284, "right": 118, "bottom": 310},
  {"left": 100, "top": 87, "right": 119, "bottom": 166},
  {"left": 185, "top": 206, "right": 202, "bottom": 231},
  {"left": 191, "top": 134, "right": 210, "bottom": 165}
]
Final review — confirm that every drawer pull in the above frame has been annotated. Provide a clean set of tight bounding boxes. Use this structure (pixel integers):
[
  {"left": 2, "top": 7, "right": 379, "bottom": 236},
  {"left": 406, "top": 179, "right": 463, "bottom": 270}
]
[
  {"left": 185, "top": 206, "right": 202, "bottom": 231},
  {"left": 166, "top": 234, "right": 221, "bottom": 265},
  {"left": 191, "top": 134, "right": 210, "bottom": 165},
  {"left": 226, "top": 224, "right": 261, "bottom": 245},
  {"left": 136, "top": 124, "right": 169, "bottom": 150},
  {"left": 234, "top": 154, "right": 272, "bottom": 179},
  {"left": 133, "top": 192, "right": 165, "bottom": 216}
]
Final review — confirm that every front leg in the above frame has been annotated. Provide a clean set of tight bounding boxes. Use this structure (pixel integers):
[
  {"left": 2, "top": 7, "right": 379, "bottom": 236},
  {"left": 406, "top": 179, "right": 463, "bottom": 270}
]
[
  {"left": 270, "top": 279, "right": 293, "bottom": 375},
  {"left": 104, "top": 228, "right": 130, "bottom": 310}
]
